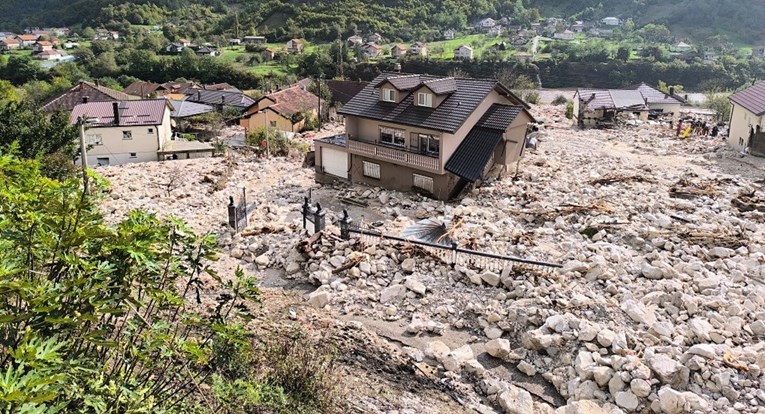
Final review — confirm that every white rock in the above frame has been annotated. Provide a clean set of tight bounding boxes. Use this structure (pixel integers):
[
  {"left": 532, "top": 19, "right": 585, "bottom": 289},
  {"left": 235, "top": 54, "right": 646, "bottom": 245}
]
[
  {"left": 751, "top": 320, "right": 765, "bottom": 335},
  {"left": 597, "top": 329, "right": 617, "bottom": 347},
  {"left": 481, "top": 271, "right": 500, "bottom": 286},
  {"left": 498, "top": 386, "right": 533, "bottom": 414},
  {"left": 709, "top": 246, "right": 734, "bottom": 258},
  {"left": 450, "top": 345, "right": 474, "bottom": 363},
  {"left": 615, "top": 390, "right": 639, "bottom": 411},
  {"left": 647, "top": 354, "right": 689, "bottom": 389},
  {"left": 621, "top": 299, "right": 656, "bottom": 326},
  {"left": 255, "top": 253, "right": 270, "bottom": 266},
  {"left": 658, "top": 386, "right": 686, "bottom": 414},
  {"left": 230, "top": 248, "right": 244, "bottom": 259},
  {"left": 574, "top": 350, "right": 595, "bottom": 379},
  {"left": 641, "top": 261, "right": 664, "bottom": 279},
  {"left": 401, "top": 258, "right": 416, "bottom": 273},
  {"left": 307, "top": 290, "right": 331, "bottom": 308},
  {"left": 689, "top": 318, "right": 714, "bottom": 341},
  {"left": 485, "top": 326, "right": 504, "bottom": 339},
  {"left": 630, "top": 378, "right": 651, "bottom": 398},
  {"left": 423, "top": 341, "right": 450, "bottom": 361},
  {"left": 687, "top": 344, "right": 715, "bottom": 359},
  {"left": 404, "top": 277, "right": 426, "bottom": 296},
  {"left": 464, "top": 359, "right": 486, "bottom": 375},
  {"left": 485, "top": 338, "right": 511, "bottom": 359},
  {"left": 285, "top": 261, "right": 301, "bottom": 275},
  {"left": 554, "top": 400, "right": 609, "bottom": 414},
  {"left": 591, "top": 366, "right": 613, "bottom": 387},
  {"left": 517, "top": 360, "right": 537, "bottom": 376},
  {"left": 380, "top": 284, "right": 406, "bottom": 303}
]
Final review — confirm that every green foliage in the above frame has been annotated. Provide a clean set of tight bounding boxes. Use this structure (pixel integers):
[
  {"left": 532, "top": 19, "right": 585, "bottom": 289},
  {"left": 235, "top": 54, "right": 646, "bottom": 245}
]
[
  {"left": 565, "top": 101, "right": 574, "bottom": 119},
  {"left": 704, "top": 89, "right": 732, "bottom": 121},
  {"left": 0, "top": 103, "right": 78, "bottom": 160},
  {"left": 245, "top": 127, "right": 309, "bottom": 156},
  {"left": 0, "top": 154, "right": 262, "bottom": 412},
  {"left": 524, "top": 91, "right": 540, "bottom": 104},
  {"left": 551, "top": 95, "right": 568, "bottom": 105},
  {"left": 615, "top": 46, "right": 631, "bottom": 61}
]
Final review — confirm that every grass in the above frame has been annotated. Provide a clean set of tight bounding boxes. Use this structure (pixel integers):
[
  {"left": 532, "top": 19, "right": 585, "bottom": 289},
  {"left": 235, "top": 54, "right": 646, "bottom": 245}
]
[{"left": 375, "top": 33, "right": 517, "bottom": 61}]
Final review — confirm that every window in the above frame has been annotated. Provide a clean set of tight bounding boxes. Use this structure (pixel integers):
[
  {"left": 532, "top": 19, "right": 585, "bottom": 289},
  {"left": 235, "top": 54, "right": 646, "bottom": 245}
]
[
  {"left": 413, "top": 174, "right": 434, "bottom": 193},
  {"left": 87, "top": 134, "right": 102, "bottom": 146},
  {"left": 96, "top": 157, "right": 110, "bottom": 166},
  {"left": 129, "top": 153, "right": 137, "bottom": 158},
  {"left": 122, "top": 131, "right": 132, "bottom": 140},
  {"left": 418, "top": 134, "right": 439, "bottom": 156},
  {"left": 381, "top": 88, "right": 396, "bottom": 102},
  {"left": 147, "top": 128, "right": 154, "bottom": 134},
  {"left": 417, "top": 93, "right": 433, "bottom": 107},
  {"left": 380, "top": 126, "right": 405, "bottom": 147},
  {"left": 363, "top": 161, "right": 380, "bottom": 179},
  {"left": 270, "top": 120, "right": 277, "bottom": 128}
]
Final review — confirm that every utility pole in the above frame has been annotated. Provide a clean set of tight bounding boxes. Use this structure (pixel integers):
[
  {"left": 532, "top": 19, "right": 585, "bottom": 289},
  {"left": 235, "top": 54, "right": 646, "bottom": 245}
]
[
  {"left": 317, "top": 75, "right": 322, "bottom": 131},
  {"left": 77, "top": 115, "right": 89, "bottom": 194},
  {"left": 264, "top": 110, "right": 270, "bottom": 158}
]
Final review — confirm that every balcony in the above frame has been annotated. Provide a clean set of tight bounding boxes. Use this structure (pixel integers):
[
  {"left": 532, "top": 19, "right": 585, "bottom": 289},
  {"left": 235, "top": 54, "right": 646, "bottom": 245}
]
[{"left": 347, "top": 139, "right": 440, "bottom": 174}]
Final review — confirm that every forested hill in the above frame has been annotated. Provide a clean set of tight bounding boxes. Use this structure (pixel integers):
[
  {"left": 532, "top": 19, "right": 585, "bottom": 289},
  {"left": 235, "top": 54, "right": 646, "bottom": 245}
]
[{"left": 2, "top": 0, "right": 764, "bottom": 44}]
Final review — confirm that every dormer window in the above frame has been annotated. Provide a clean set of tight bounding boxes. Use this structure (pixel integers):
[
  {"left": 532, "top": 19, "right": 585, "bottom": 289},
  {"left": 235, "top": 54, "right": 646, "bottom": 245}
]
[
  {"left": 382, "top": 88, "right": 396, "bottom": 102},
  {"left": 417, "top": 92, "right": 433, "bottom": 107}
]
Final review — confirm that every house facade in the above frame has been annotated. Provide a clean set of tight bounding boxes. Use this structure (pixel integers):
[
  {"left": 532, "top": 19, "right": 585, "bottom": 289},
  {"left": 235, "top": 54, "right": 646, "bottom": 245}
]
[
  {"left": 629, "top": 83, "right": 684, "bottom": 119},
  {"left": 228, "top": 38, "right": 242, "bottom": 45},
  {"left": 347, "top": 35, "right": 363, "bottom": 47},
  {"left": 573, "top": 89, "right": 649, "bottom": 128},
  {"left": 408, "top": 42, "right": 427, "bottom": 56},
  {"left": 391, "top": 44, "right": 407, "bottom": 58},
  {"left": 0, "top": 38, "right": 20, "bottom": 50},
  {"left": 553, "top": 30, "right": 575, "bottom": 40},
  {"left": 313, "top": 73, "right": 535, "bottom": 200},
  {"left": 70, "top": 100, "right": 175, "bottom": 165},
  {"left": 600, "top": 17, "right": 620, "bottom": 26},
  {"left": 443, "top": 29, "right": 456, "bottom": 40},
  {"left": 367, "top": 33, "right": 383, "bottom": 43},
  {"left": 34, "top": 49, "right": 62, "bottom": 60},
  {"left": 361, "top": 42, "right": 381, "bottom": 58},
  {"left": 475, "top": 18, "right": 497, "bottom": 32},
  {"left": 240, "top": 85, "right": 322, "bottom": 134},
  {"left": 454, "top": 44, "right": 473, "bottom": 60},
  {"left": 286, "top": 39, "right": 304, "bottom": 53},
  {"left": 16, "top": 34, "right": 39, "bottom": 47},
  {"left": 243, "top": 36, "right": 266, "bottom": 44},
  {"left": 261, "top": 48, "right": 275, "bottom": 61},
  {"left": 728, "top": 81, "right": 765, "bottom": 156}
]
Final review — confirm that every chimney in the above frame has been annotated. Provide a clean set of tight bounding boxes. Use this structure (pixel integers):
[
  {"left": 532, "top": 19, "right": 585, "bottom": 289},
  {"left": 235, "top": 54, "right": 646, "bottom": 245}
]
[
  {"left": 394, "top": 63, "right": 401, "bottom": 73},
  {"left": 82, "top": 96, "right": 89, "bottom": 104},
  {"left": 669, "top": 86, "right": 675, "bottom": 96},
  {"left": 112, "top": 102, "right": 120, "bottom": 125},
  {"left": 197, "top": 90, "right": 201, "bottom": 101}
]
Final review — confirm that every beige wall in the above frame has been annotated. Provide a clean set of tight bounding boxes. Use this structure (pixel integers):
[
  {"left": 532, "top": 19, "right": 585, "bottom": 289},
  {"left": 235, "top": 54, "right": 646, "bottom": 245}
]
[
  {"left": 649, "top": 102, "right": 681, "bottom": 119},
  {"left": 86, "top": 107, "right": 172, "bottom": 166},
  {"left": 348, "top": 155, "right": 457, "bottom": 200},
  {"left": 412, "top": 85, "right": 447, "bottom": 108},
  {"left": 348, "top": 116, "right": 444, "bottom": 172},
  {"left": 377, "top": 81, "right": 406, "bottom": 103},
  {"left": 728, "top": 103, "right": 763, "bottom": 150},
  {"left": 242, "top": 107, "right": 295, "bottom": 133}
]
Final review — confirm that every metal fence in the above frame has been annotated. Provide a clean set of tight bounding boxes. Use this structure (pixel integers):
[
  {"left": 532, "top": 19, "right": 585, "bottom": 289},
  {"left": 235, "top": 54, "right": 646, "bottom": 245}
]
[{"left": 301, "top": 199, "right": 562, "bottom": 272}]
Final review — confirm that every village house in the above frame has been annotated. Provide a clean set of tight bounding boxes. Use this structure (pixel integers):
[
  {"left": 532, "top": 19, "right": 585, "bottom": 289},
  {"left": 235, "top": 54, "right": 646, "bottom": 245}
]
[
  {"left": 600, "top": 17, "right": 620, "bottom": 26},
  {"left": 511, "top": 36, "right": 529, "bottom": 46},
  {"left": 164, "top": 42, "right": 186, "bottom": 54},
  {"left": 671, "top": 42, "right": 692, "bottom": 53},
  {"left": 553, "top": 30, "right": 575, "bottom": 40},
  {"left": 572, "top": 89, "right": 649, "bottom": 128},
  {"left": 94, "top": 29, "right": 119, "bottom": 40},
  {"left": 628, "top": 83, "right": 685, "bottom": 119},
  {"left": 703, "top": 51, "right": 718, "bottom": 64},
  {"left": 571, "top": 21, "right": 585, "bottom": 32},
  {"left": 34, "top": 49, "right": 62, "bottom": 60},
  {"left": 728, "top": 81, "right": 765, "bottom": 156},
  {"left": 43, "top": 81, "right": 133, "bottom": 112},
  {"left": 69, "top": 100, "right": 176, "bottom": 165},
  {"left": 228, "top": 38, "right": 241, "bottom": 46},
  {"left": 325, "top": 79, "right": 369, "bottom": 120},
  {"left": 488, "top": 25, "right": 503, "bottom": 37},
  {"left": 361, "top": 42, "right": 382, "bottom": 59},
  {"left": 194, "top": 46, "right": 216, "bottom": 56},
  {"left": 391, "top": 44, "right": 408, "bottom": 58},
  {"left": 124, "top": 81, "right": 165, "bottom": 98},
  {"left": 0, "top": 38, "right": 20, "bottom": 51},
  {"left": 443, "top": 29, "right": 456, "bottom": 40},
  {"left": 313, "top": 73, "right": 535, "bottom": 200},
  {"left": 454, "top": 44, "right": 473, "bottom": 60},
  {"left": 347, "top": 35, "right": 363, "bottom": 47},
  {"left": 367, "top": 33, "right": 383, "bottom": 43},
  {"left": 185, "top": 89, "right": 255, "bottom": 112},
  {"left": 408, "top": 42, "right": 428, "bottom": 57},
  {"left": 243, "top": 36, "right": 266, "bottom": 45},
  {"left": 261, "top": 48, "right": 275, "bottom": 61},
  {"left": 240, "top": 85, "right": 323, "bottom": 134},
  {"left": 286, "top": 38, "right": 304, "bottom": 53},
  {"left": 63, "top": 41, "right": 79, "bottom": 49},
  {"left": 475, "top": 18, "right": 497, "bottom": 33},
  {"left": 16, "top": 34, "right": 39, "bottom": 48}
]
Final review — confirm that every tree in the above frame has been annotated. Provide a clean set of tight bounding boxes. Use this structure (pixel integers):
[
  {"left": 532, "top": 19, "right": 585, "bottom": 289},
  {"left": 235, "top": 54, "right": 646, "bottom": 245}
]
[
  {"left": 616, "top": 46, "right": 631, "bottom": 61},
  {"left": 0, "top": 103, "right": 77, "bottom": 159},
  {"left": 1, "top": 56, "right": 46, "bottom": 86},
  {"left": 705, "top": 89, "right": 731, "bottom": 121}
]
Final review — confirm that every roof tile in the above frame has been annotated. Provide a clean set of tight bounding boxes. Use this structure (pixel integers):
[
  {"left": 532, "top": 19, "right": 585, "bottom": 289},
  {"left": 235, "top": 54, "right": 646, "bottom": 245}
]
[{"left": 729, "top": 81, "right": 765, "bottom": 116}]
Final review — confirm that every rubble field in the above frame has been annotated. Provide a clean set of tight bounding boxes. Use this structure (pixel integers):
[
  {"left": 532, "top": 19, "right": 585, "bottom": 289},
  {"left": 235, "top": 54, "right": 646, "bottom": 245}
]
[{"left": 99, "top": 104, "right": 765, "bottom": 414}]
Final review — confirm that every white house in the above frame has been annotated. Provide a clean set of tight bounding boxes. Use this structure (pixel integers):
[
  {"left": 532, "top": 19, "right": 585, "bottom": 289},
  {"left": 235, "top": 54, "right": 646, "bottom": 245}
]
[
  {"left": 454, "top": 44, "right": 473, "bottom": 60},
  {"left": 671, "top": 42, "right": 692, "bottom": 53},
  {"left": 408, "top": 41, "right": 427, "bottom": 56},
  {"left": 443, "top": 29, "right": 456, "bottom": 40},
  {"left": 367, "top": 33, "right": 383, "bottom": 43},
  {"left": 476, "top": 18, "right": 497, "bottom": 32},
  {"left": 600, "top": 17, "right": 620, "bottom": 26},
  {"left": 361, "top": 42, "right": 382, "bottom": 58},
  {"left": 553, "top": 30, "right": 575, "bottom": 40},
  {"left": 347, "top": 35, "right": 363, "bottom": 47},
  {"left": 728, "top": 81, "right": 765, "bottom": 155},
  {"left": 70, "top": 100, "right": 177, "bottom": 165}
]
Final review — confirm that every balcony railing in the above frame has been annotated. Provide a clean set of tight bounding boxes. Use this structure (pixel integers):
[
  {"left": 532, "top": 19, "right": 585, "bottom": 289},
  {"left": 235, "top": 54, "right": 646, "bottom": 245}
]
[{"left": 347, "top": 139, "right": 440, "bottom": 173}]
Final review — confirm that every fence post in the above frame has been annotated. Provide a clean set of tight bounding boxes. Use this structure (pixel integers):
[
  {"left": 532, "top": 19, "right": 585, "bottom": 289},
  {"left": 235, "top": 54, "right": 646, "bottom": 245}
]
[
  {"left": 302, "top": 196, "right": 310, "bottom": 230},
  {"left": 241, "top": 187, "right": 248, "bottom": 225},
  {"left": 451, "top": 242, "right": 458, "bottom": 268},
  {"left": 339, "top": 209, "right": 351, "bottom": 240},
  {"left": 313, "top": 202, "right": 326, "bottom": 233},
  {"left": 228, "top": 196, "right": 238, "bottom": 231}
]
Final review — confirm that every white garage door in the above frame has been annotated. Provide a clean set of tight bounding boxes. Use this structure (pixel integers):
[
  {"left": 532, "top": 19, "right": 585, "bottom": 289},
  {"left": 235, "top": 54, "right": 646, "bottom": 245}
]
[{"left": 321, "top": 147, "right": 348, "bottom": 179}]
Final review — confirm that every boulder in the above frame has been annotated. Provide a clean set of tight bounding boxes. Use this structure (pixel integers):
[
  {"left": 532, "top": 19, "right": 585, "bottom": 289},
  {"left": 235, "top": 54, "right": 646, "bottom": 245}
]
[
  {"left": 307, "top": 289, "right": 331, "bottom": 308},
  {"left": 485, "top": 338, "right": 511, "bottom": 359},
  {"left": 647, "top": 354, "right": 690, "bottom": 389},
  {"left": 498, "top": 386, "right": 533, "bottom": 414},
  {"left": 658, "top": 386, "right": 686, "bottom": 414},
  {"left": 404, "top": 277, "right": 427, "bottom": 296},
  {"left": 380, "top": 284, "right": 406, "bottom": 303},
  {"left": 554, "top": 400, "right": 609, "bottom": 414},
  {"left": 614, "top": 390, "right": 639, "bottom": 411},
  {"left": 401, "top": 258, "right": 416, "bottom": 273}
]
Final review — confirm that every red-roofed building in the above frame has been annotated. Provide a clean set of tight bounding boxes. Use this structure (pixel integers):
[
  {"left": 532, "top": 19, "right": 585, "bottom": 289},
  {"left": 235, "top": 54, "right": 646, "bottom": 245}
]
[
  {"left": 34, "top": 49, "right": 62, "bottom": 60},
  {"left": 16, "top": 34, "right": 39, "bottom": 47},
  {"left": 240, "top": 85, "right": 323, "bottom": 133},
  {"left": 32, "top": 41, "right": 53, "bottom": 53},
  {"left": 0, "top": 38, "right": 20, "bottom": 51},
  {"left": 69, "top": 99, "right": 176, "bottom": 165}
]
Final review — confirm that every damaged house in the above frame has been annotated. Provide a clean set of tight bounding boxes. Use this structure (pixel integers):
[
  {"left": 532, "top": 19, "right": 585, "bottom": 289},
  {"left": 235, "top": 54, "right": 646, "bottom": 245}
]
[
  {"left": 313, "top": 73, "right": 536, "bottom": 200},
  {"left": 573, "top": 89, "right": 649, "bottom": 128}
]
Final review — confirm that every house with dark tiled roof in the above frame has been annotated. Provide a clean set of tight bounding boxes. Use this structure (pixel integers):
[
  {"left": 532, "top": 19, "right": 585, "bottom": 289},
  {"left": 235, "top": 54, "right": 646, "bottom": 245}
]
[
  {"left": 313, "top": 73, "right": 535, "bottom": 200},
  {"left": 240, "top": 85, "right": 323, "bottom": 133},
  {"left": 728, "top": 81, "right": 765, "bottom": 155},
  {"left": 124, "top": 81, "right": 165, "bottom": 98},
  {"left": 627, "top": 83, "right": 685, "bottom": 119},
  {"left": 43, "top": 81, "right": 134, "bottom": 113},
  {"left": 185, "top": 89, "right": 254, "bottom": 111},
  {"left": 573, "top": 88, "right": 649, "bottom": 128}
]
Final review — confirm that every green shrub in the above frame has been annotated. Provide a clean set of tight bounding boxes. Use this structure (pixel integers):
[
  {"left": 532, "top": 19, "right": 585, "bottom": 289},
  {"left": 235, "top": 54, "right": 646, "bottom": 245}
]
[
  {"left": 524, "top": 91, "right": 540, "bottom": 104},
  {"left": 565, "top": 102, "right": 574, "bottom": 119},
  {"left": 551, "top": 95, "right": 569, "bottom": 105},
  {"left": 246, "top": 127, "right": 310, "bottom": 156}
]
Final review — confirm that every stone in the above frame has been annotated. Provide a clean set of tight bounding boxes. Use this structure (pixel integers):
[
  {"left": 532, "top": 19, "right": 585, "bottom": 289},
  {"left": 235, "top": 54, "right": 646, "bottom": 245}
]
[
  {"left": 285, "top": 261, "right": 301, "bottom": 275},
  {"left": 423, "top": 341, "right": 450, "bottom": 361},
  {"left": 481, "top": 271, "right": 501, "bottom": 286},
  {"left": 574, "top": 350, "right": 595, "bottom": 380},
  {"left": 404, "top": 277, "right": 426, "bottom": 296},
  {"left": 255, "top": 253, "right": 270, "bottom": 266},
  {"left": 591, "top": 366, "right": 613, "bottom": 387},
  {"left": 485, "top": 326, "right": 504, "bottom": 339},
  {"left": 307, "top": 290, "right": 331, "bottom": 308},
  {"left": 648, "top": 354, "right": 690, "bottom": 389},
  {"left": 485, "top": 338, "right": 511, "bottom": 359},
  {"left": 615, "top": 390, "right": 639, "bottom": 411},
  {"left": 658, "top": 386, "right": 686, "bottom": 414},
  {"left": 641, "top": 261, "right": 664, "bottom": 279},
  {"left": 578, "top": 323, "right": 599, "bottom": 342},
  {"left": 230, "top": 248, "right": 244, "bottom": 259},
  {"left": 401, "top": 258, "right": 416, "bottom": 273},
  {"left": 380, "top": 284, "right": 406, "bottom": 303},
  {"left": 751, "top": 320, "right": 765, "bottom": 336},
  {"left": 709, "top": 246, "right": 734, "bottom": 258},
  {"left": 464, "top": 359, "right": 486, "bottom": 375},
  {"left": 621, "top": 299, "right": 656, "bottom": 326},
  {"left": 359, "top": 261, "right": 371, "bottom": 274},
  {"left": 498, "top": 386, "right": 533, "bottom": 414},
  {"left": 689, "top": 318, "right": 714, "bottom": 341},
  {"left": 450, "top": 345, "right": 474, "bottom": 363},
  {"left": 554, "top": 400, "right": 609, "bottom": 414},
  {"left": 687, "top": 344, "right": 715, "bottom": 359},
  {"left": 518, "top": 360, "right": 537, "bottom": 376},
  {"left": 630, "top": 378, "right": 651, "bottom": 398},
  {"left": 597, "top": 329, "right": 617, "bottom": 347}
]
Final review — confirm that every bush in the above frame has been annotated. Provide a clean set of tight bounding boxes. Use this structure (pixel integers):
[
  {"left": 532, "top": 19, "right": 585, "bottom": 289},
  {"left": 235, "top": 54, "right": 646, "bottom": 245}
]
[
  {"left": 551, "top": 95, "right": 569, "bottom": 105},
  {"left": 565, "top": 102, "right": 574, "bottom": 119},
  {"left": 39, "top": 151, "right": 76, "bottom": 180},
  {"left": 245, "top": 127, "right": 309, "bottom": 156},
  {"left": 524, "top": 91, "right": 540, "bottom": 104}
]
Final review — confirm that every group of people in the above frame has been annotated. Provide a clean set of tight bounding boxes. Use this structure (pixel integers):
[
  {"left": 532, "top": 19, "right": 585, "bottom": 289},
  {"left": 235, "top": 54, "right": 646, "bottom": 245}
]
[{"left": 673, "top": 118, "right": 719, "bottom": 138}]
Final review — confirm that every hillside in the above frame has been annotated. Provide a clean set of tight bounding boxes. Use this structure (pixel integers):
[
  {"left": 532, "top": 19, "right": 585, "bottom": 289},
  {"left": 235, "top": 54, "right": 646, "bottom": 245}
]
[{"left": 2, "top": 0, "right": 764, "bottom": 45}]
